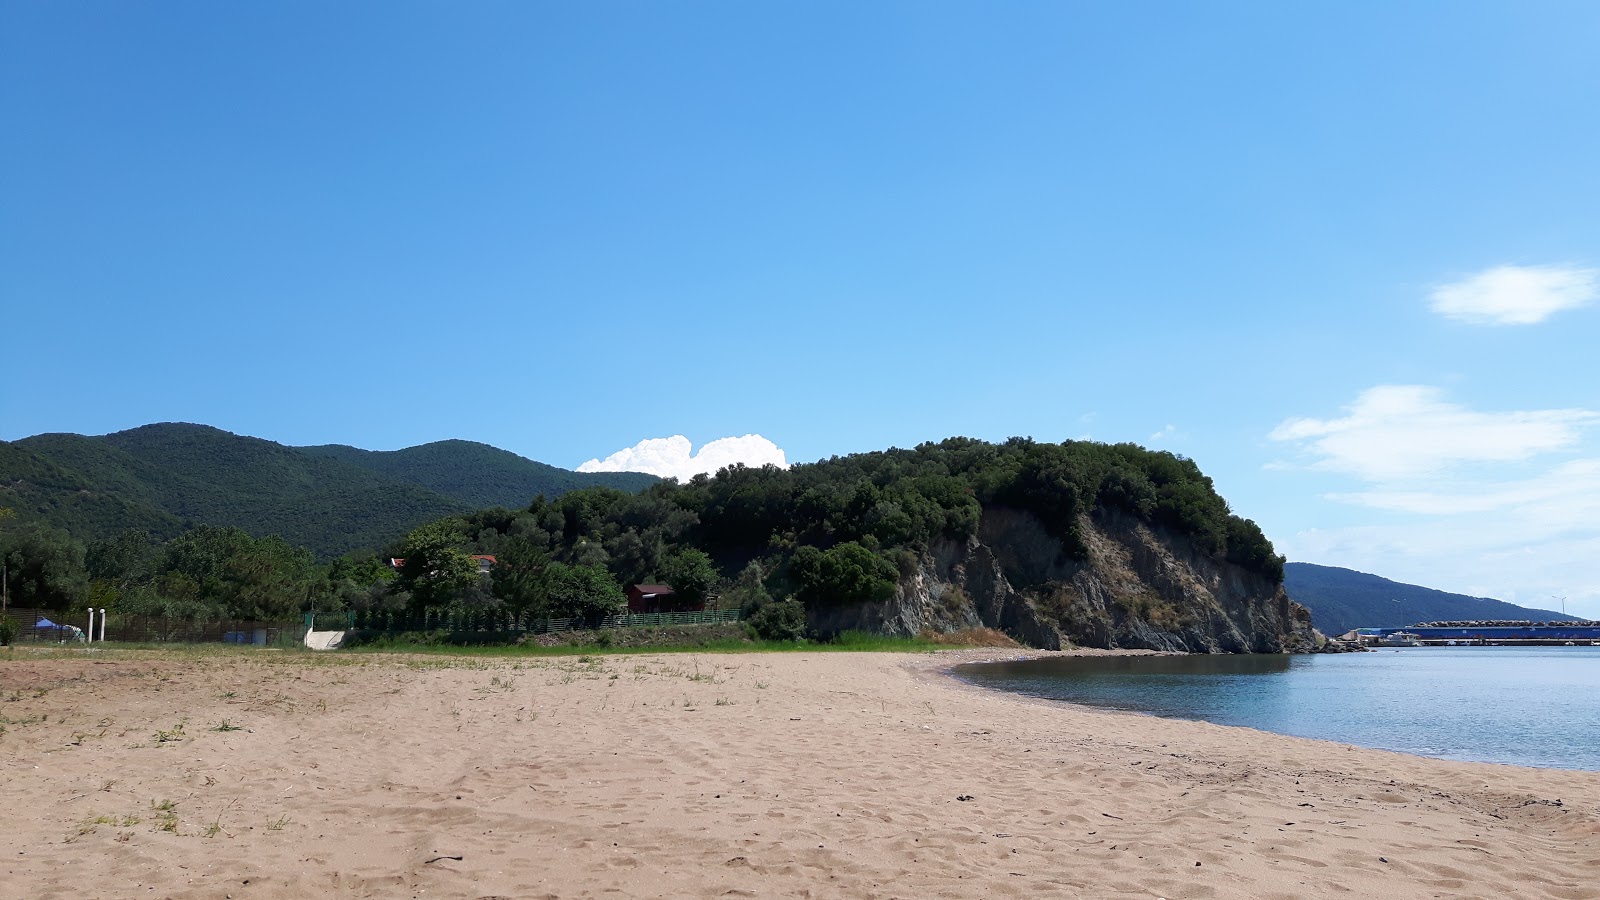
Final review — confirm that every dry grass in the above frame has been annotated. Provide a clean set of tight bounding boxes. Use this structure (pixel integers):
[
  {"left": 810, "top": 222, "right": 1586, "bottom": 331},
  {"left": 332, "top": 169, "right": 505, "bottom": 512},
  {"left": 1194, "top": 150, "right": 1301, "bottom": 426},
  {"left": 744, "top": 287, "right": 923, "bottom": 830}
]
[{"left": 920, "top": 626, "right": 1020, "bottom": 647}]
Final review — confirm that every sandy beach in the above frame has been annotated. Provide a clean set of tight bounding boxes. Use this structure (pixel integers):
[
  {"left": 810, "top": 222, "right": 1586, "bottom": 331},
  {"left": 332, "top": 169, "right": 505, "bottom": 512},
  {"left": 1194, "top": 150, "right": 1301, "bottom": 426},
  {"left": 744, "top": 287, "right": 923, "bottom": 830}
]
[{"left": 3, "top": 646, "right": 1598, "bottom": 899}]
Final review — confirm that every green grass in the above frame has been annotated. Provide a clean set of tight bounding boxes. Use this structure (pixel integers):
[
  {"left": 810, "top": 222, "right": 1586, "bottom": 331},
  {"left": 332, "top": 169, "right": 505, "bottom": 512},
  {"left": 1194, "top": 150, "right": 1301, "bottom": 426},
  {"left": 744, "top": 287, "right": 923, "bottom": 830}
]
[
  {"left": 8, "top": 629, "right": 957, "bottom": 662},
  {"left": 341, "top": 630, "right": 950, "bottom": 658}
]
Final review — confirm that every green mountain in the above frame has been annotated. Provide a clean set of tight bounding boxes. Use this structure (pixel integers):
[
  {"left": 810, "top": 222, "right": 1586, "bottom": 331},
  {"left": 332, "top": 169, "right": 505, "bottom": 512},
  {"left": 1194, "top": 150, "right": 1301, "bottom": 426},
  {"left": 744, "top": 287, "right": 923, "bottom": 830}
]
[
  {"left": 1283, "top": 562, "right": 1576, "bottom": 636},
  {"left": 0, "top": 423, "right": 657, "bottom": 557},
  {"left": 299, "top": 439, "right": 656, "bottom": 511}
]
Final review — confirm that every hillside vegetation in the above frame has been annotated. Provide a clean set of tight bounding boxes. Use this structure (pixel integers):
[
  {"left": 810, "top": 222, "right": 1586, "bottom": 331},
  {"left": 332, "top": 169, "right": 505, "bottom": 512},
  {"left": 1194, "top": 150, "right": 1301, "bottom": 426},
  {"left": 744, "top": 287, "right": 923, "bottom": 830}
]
[
  {"left": 4, "top": 431, "right": 1308, "bottom": 652},
  {"left": 299, "top": 439, "right": 656, "bottom": 511},
  {"left": 0, "top": 423, "right": 656, "bottom": 556},
  {"left": 365, "top": 436, "right": 1303, "bottom": 650},
  {"left": 1283, "top": 562, "right": 1574, "bottom": 635}
]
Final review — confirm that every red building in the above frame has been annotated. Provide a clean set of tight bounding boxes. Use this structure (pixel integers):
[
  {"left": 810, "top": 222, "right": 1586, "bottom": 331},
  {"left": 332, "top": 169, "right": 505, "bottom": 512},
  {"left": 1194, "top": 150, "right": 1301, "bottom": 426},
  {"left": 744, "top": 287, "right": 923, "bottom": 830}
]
[
  {"left": 388, "top": 555, "right": 497, "bottom": 576},
  {"left": 626, "top": 583, "right": 702, "bottom": 614}
]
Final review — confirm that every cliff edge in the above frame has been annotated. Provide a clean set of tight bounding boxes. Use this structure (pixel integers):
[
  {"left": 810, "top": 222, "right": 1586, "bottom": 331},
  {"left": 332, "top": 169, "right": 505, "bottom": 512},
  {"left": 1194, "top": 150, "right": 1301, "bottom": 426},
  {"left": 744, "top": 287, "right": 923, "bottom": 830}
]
[{"left": 811, "top": 506, "right": 1319, "bottom": 653}]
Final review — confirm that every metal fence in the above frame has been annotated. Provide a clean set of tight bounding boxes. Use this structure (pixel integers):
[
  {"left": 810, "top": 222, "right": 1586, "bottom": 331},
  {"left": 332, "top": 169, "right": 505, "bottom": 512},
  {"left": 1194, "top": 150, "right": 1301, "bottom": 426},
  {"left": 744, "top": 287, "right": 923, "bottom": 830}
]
[
  {"left": 0, "top": 607, "right": 305, "bottom": 647},
  {"left": 2, "top": 608, "right": 91, "bottom": 643},
  {"left": 104, "top": 616, "right": 306, "bottom": 646},
  {"left": 2, "top": 605, "right": 742, "bottom": 648},
  {"left": 317, "top": 607, "right": 742, "bottom": 636}
]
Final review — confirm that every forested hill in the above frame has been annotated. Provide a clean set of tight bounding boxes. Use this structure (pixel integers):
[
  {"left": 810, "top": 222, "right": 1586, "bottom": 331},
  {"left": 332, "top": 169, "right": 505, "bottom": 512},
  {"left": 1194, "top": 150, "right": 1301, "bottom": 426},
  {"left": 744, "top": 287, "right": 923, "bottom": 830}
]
[
  {"left": 298, "top": 440, "right": 656, "bottom": 511},
  {"left": 0, "top": 423, "right": 656, "bottom": 556},
  {"left": 385, "top": 436, "right": 1311, "bottom": 652},
  {"left": 1283, "top": 562, "right": 1576, "bottom": 635},
  {"left": 3, "top": 433, "right": 1311, "bottom": 652}
]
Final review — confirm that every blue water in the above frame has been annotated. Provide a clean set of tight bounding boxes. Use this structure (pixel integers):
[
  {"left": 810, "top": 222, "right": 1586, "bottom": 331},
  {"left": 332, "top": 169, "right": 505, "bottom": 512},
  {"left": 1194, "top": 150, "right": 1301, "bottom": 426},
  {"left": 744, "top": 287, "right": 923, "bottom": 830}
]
[{"left": 956, "top": 646, "right": 1600, "bottom": 770}]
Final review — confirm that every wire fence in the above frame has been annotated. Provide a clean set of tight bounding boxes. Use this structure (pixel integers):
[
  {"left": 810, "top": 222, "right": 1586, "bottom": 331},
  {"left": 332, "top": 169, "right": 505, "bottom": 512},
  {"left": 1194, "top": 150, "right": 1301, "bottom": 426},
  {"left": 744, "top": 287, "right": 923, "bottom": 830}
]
[
  {"left": 317, "top": 607, "right": 743, "bottom": 636},
  {"left": 0, "top": 607, "right": 304, "bottom": 647},
  {"left": 106, "top": 617, "right": 307, "bottom": 647},
  {"left": 1, "top": 605, "right": 743, "bottom": 648},
  {"left": 2, "top": 608, "right": 91, "bottom": 643}
]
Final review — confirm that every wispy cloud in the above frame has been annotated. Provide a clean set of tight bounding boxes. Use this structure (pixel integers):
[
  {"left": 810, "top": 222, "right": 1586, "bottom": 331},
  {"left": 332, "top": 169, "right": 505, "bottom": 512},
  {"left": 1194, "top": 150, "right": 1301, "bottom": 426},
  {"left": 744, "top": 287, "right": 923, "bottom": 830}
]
[
  {"left": 1429, "top": 264, "right": 1597, "bottom": 325},
  {"left": 1271, "top": 386, "right": 1600, "bottom": 615},
  {"left": 577, "top": 434, "right": 789, "bottom": 481},
  {"left": 1269, "top": 385, "right": 1597, "bottom": 481},
  {"left": 1332, "top": 459, "right": 1600, "bottom": 516}
]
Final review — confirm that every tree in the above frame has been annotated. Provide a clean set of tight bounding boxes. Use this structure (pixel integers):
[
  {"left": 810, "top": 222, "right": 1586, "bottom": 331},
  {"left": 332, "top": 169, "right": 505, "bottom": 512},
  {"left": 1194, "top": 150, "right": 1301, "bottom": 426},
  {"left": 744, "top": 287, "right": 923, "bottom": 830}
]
[
  {"left": 0, "top": 522, "right": 88, "bottom": 610},
  {"left": 659, "top": 547, "right": 717, "bottom": 606},
  {"left": 395, "top": 522, "right": 480, "bottom": 610},
  {"left": 87, "top": 529, "right": 157, "bottom": 589},
  {"left": 789, "top": 542, "right": 898, "bottom": 609},
  {"left": 724, "top": 561, "right": 773, "bottom": 617},
  {"left": 543, "top": 563, "right": 625, "bottom": 624},
  {"left": 746, "top": 600, "right": 806, "bottom": 641},
  {"left": 158, "top": 525, "right": 317, "bottom": 619}
]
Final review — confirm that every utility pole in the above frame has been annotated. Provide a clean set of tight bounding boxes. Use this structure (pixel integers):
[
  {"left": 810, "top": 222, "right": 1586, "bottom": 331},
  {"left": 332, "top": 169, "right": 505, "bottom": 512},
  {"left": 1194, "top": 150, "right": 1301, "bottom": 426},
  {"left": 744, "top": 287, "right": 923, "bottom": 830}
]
[
  {"left": 2, "top": 563, "right": 7, "bottom": 615},
  {"left": 1554, "top": 595, "right": 1567, "bottom": 617}
]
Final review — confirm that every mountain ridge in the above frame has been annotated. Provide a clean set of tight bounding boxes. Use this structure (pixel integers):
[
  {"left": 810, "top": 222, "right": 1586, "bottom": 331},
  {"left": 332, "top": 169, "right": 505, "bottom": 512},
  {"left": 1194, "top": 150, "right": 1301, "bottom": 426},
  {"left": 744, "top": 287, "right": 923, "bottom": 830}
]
[
  {"left": 0, "top": 423, "right": 657, "bottom": 556},
  {"left": 1283, "top": 561, "right": 1576, "bottom": 636}
]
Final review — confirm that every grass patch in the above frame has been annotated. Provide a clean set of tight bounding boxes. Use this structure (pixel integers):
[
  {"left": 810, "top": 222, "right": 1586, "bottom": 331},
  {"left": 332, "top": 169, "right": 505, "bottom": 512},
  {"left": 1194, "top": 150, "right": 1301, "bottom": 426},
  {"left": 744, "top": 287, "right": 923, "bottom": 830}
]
[
  {"left": 151, "top": 721, "right": 187, "bottom": 744},
  {"left": 341, "top": 629, "right": 949, "bottom": 658}
]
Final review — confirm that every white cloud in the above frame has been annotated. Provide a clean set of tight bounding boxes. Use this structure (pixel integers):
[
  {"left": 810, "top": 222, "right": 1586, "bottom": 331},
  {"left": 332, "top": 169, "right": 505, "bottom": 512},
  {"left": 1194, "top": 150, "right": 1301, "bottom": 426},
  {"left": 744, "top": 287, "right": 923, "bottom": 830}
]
[
  {"left": 1429, "top": 264, "right": 1597, "bottom": 325},
  {"left": 1270, "top": 386, "right": 1600, "bottom": 617},
  {"left": 1269, "top": 385, "right": 1597, "bottom": 480},
  {"left": 1281, "top": 521, "right": 1600, "bottom": 619},
  {"left": 1149, "top": 424, "right": 1178, "bottom": 442},
  {"left": 577, "top": 434, "right": 789, "bottom": 482}
]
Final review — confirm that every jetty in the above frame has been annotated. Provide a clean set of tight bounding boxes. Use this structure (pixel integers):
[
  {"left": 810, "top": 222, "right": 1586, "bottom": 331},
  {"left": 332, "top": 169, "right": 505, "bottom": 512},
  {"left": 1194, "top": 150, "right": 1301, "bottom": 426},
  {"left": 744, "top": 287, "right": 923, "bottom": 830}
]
[{"left": 1341, "top": 620, "right": 1600, "bottom": 646}]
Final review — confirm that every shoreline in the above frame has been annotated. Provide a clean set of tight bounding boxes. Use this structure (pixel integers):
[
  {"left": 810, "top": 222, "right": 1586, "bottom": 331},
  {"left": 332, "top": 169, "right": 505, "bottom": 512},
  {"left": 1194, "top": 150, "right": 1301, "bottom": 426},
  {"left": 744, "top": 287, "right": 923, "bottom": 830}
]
[
  {"left": 4, "top": 646, "right": 1599, "bottom": 898},
  {"left": 925, "top": 646, "right": 1600, "bottom": 774}
]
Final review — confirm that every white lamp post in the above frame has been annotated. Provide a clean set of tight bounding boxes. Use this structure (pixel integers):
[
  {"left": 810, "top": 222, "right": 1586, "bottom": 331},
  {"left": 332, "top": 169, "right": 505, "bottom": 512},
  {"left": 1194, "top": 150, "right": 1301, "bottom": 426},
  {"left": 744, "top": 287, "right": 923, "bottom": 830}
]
[
  {"left": 86, "top": 607, "right": 95, "bottom": 645},
  {"left": 100, "top": 608, "right": 108, "bottom": 642}
]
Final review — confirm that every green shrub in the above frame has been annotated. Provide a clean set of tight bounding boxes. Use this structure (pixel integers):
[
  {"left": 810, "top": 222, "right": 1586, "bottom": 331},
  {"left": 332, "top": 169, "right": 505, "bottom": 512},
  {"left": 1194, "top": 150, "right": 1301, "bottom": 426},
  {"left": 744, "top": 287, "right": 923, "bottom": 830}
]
[
  {"left": 746, "top": 600, "right": 806, "bottom": 641},
  {"left": 0, "top": 614, "right": 17, "bottom": 646}
]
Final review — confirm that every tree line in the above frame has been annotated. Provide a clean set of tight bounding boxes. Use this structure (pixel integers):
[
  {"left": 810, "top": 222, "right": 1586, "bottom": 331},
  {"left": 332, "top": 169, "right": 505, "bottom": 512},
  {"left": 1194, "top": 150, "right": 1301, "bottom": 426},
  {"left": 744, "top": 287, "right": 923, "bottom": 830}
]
[{"left": 1, "top": 437, "right": 1284, "bottom": 638}]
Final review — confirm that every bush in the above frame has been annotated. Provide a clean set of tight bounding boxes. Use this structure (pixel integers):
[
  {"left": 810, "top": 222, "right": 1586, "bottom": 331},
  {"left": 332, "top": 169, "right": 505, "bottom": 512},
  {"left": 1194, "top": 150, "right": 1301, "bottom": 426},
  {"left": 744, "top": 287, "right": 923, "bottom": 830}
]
[
  {"left": 789, "top": 542, "right": 898, "bottom": 609},
  {"left": 746, "top": 600, "right": 807, "bottom": 641},
  {"left": 0, "top": 614, "right": 17, "bottom": 646}
]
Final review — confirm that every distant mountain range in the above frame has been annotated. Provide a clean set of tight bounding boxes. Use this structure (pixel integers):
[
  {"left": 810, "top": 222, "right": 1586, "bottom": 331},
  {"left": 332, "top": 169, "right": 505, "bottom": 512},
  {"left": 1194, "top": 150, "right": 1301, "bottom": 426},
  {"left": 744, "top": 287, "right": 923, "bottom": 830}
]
[
  {"left": 1283, "top": 562, "right": 1577, "bottom": 636},
  {"left": 0, "top": 423, "right": 657, "bottom": 556}
]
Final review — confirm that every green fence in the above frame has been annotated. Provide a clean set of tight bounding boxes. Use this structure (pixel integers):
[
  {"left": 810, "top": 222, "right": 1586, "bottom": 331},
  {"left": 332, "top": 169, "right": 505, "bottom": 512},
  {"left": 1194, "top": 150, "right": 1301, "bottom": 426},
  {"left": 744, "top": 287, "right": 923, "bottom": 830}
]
[{"left": 309, "top": 607, "right": 742, "bottom": 636}]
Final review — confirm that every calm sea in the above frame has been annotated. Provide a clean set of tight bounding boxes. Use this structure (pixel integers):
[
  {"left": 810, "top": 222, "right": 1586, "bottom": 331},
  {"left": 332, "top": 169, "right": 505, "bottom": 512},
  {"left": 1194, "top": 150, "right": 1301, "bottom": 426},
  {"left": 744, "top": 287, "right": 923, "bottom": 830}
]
[{"left": 956, "top": 646, "right": 1600, "bottom": 771}]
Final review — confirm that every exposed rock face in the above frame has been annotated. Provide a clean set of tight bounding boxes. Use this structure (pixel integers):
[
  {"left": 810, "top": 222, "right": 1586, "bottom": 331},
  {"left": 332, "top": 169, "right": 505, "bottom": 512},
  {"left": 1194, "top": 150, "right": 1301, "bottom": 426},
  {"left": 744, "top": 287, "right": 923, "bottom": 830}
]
[{"left": 810, "top": 506, "right": 1318, "bottom": 653}]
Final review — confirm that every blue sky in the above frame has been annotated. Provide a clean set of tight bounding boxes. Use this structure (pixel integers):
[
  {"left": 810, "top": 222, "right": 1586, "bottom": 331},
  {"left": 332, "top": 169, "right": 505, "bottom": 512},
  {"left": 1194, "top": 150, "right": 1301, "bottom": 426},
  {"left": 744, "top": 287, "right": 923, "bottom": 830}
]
[{"left": 4, "top": 2, "right": 1599, "bottom": 613}]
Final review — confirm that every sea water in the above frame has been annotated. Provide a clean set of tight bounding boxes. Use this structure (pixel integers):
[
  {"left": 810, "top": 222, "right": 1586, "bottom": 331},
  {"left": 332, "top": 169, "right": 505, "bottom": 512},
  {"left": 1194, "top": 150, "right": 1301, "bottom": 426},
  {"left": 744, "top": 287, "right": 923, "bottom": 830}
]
[{"left": 956, "top": 646, "right": 1600, "bottom": 770}]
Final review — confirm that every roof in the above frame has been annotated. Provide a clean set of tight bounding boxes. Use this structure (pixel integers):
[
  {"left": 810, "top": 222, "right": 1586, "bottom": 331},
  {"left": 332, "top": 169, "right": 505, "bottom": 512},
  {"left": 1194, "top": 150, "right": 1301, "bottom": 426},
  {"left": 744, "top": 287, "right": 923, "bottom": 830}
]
[{"left": 630, "top": 584, "right": 675, "bottom": 594}]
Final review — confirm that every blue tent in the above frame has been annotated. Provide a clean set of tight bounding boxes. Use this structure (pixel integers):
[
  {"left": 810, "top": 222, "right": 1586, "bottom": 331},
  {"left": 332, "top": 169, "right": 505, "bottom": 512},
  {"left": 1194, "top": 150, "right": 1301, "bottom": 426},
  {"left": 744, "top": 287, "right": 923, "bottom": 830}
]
[{"left": 34, "top": 618, "right": 83, "bottom": 638}]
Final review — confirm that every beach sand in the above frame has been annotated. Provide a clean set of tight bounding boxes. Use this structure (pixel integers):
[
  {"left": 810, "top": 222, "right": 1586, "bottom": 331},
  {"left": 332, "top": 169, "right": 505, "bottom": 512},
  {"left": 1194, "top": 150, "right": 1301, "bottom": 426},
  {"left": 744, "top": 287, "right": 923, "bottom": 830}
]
[{"left": 2, "top": 646, "right": 1597, "bottom": 899}]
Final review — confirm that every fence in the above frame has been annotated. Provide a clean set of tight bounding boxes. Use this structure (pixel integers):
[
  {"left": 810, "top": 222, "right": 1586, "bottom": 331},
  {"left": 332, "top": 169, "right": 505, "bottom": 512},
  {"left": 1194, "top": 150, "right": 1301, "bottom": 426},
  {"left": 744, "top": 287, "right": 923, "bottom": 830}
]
[
  {"left": 317, "top": 607, "right": 743, "bottom": 637},
  {"left": 2, "top": 608, "right": 91, "bottom": 643},
  {"left": 1, "top": 605, "right": 742, "bottom": 648},
  {"left": 104, "top": 616, "right": 306, "bottom": 647},
  {"left": 0, "top": 607, "right": 305, "bottom": 647}
]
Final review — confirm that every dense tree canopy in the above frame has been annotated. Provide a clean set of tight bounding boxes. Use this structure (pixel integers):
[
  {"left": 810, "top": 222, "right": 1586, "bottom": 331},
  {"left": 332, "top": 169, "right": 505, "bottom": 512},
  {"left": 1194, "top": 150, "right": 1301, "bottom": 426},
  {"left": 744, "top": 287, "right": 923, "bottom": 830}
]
[
  {"left": 0, "top": 437, "right": 1284, "bottom": 640},
  {"left": 394, "top": 436, "right": 1284, "bottom": 624}
]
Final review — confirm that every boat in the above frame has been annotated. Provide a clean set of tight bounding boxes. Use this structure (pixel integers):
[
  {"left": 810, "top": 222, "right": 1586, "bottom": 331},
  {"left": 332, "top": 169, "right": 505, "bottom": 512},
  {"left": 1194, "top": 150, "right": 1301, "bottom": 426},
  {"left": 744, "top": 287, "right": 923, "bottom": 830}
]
[{"left": 1381, "top": 632, "right": 1421, "bottom": 647}]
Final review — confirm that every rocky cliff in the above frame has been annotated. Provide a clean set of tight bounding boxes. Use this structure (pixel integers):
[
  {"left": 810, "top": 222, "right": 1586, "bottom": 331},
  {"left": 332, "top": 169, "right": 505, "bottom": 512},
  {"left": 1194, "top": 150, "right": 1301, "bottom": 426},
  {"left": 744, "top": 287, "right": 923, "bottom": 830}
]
[{"left": 810, "top": 506, "right": 1319, "bottom": 653}]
